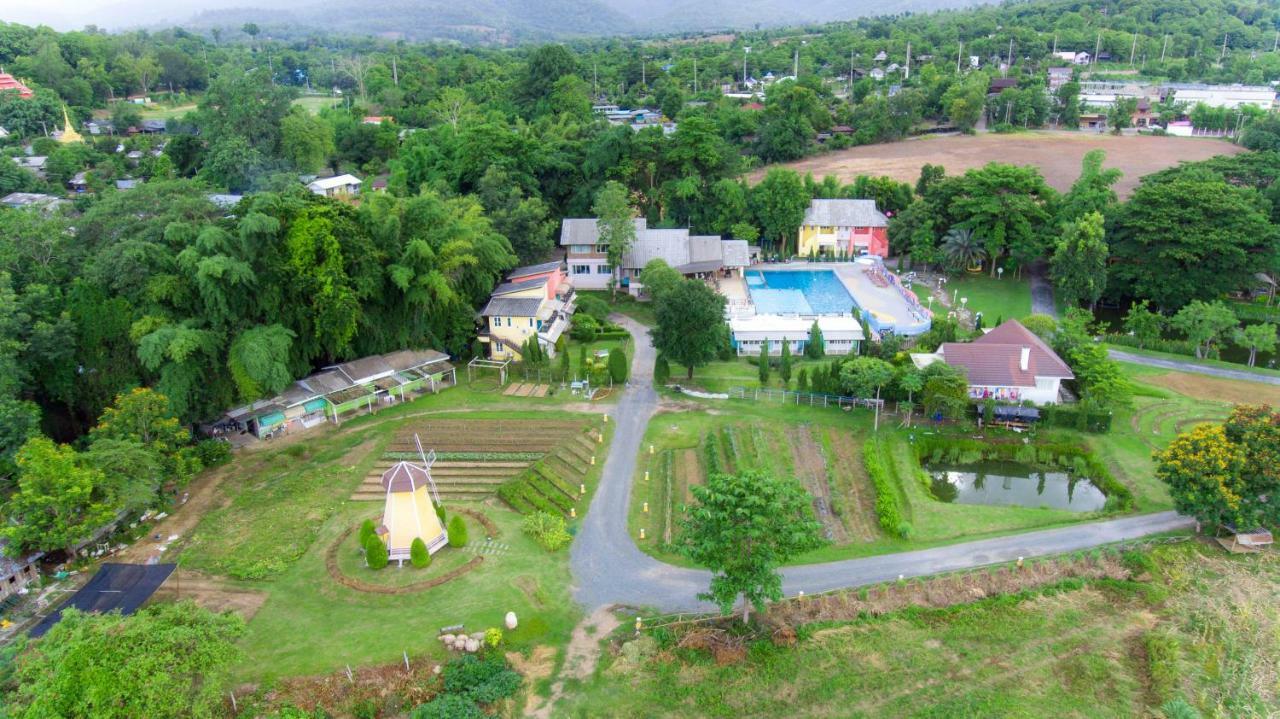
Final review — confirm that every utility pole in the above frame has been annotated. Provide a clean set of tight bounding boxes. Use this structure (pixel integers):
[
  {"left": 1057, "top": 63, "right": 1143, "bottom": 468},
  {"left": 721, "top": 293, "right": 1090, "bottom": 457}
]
[
  {"left": 1161, "top": 34, "right": 1169, "bottom": 62},
  {"left": 793, "top": 47, "right": 799, "bottom": 78},
  {"left": 905, "top": 41, "right": 911, "bottom": 80},
  {"left": 849, "top": 49, "right": 855, "bottom": 96},
  {"left": 593, "top": 61, "right": 598, "bottom": 97},
  {"left": 1220, "top": 33, "right": 1228, "bottom": 63},
  {"left": 392, "top": 56, "right": 398, "bottom": 87},
  {"left": 1051, "top": 34, "right": 1057, "bottom": 56},
  {"left": 1092, "top": 32, "right": 1101, "bottom": 67},
  {"left": 743, "top": 46, "right": 750, "bottom": 87},
  {"left": 957, "top": 40, "right": 963, "bottom": 73},
  {"left": 1129, "top": 33, "right": 1137, "bottom": 66},
  {"left": 1004, "top": 38, "right": 1013, "bottom": 77}
]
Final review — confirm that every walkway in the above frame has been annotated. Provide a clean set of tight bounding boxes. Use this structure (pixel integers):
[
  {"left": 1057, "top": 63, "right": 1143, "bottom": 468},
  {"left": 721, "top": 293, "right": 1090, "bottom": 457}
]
[
  {"left": 570, "top": 317, "right": 1194, "bottom": 613},
  {"left": 1027, "top": 262, "right": 1057, "bottom": 318},
  {"left": 1109, "top": 349, "right": 1280, "bottom": 386}
]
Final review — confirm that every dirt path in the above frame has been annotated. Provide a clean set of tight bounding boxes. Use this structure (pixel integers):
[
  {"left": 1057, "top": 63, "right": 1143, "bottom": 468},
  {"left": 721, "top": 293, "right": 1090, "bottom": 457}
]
[
  {"left": 113, "top": 461, "right": 240, "bottom": 565},
  {"left": 823, "top": 427, "right": 880, "bottom": 542},
  {"left": 787, "top": 425, "right": 848, "bottom": 545},
  {"left": 531, "top": 606, "right": 622, "bottom": 718},
  {"left": 149, "top": 570, "right": 268, "bottom": 620}
]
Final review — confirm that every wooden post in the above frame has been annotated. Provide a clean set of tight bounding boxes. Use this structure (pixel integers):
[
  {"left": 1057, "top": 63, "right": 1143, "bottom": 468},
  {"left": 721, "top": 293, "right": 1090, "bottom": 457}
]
[{"left": 404, "top": 650, "right": 411, "bottom": 672}]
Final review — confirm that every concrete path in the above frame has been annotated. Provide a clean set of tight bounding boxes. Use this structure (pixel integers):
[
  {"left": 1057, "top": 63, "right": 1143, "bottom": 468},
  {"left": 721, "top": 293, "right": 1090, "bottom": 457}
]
[
  {"left": 1027, "top": 262, "right": 1057, "bottom": 318},
  {"left": 1109, "top": 349, "right": 1280, "bottom": 386},
  {"left": 570, "top": 317, "right": 1194, "bottom": 613}
]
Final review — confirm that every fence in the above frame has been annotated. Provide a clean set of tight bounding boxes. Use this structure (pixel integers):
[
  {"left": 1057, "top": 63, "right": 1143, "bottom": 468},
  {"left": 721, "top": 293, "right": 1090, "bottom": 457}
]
[{"left": 729, "top": 386, "right": 883, "bottom": 410}]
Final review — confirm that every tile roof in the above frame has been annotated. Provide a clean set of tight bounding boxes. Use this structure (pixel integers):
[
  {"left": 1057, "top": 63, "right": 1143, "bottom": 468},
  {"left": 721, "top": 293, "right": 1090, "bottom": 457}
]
[
  {"left": 480, "top": 296, "right": 544, "bottom": 317},
  {"left": 939, "top": 319, "right": 1073, "bottom": 387},
  {"left": 0, "top": 73, "right": 34, "bottom": 99},
  {"left": 802, "top": 199, "right": 888, "bottom": 228}
]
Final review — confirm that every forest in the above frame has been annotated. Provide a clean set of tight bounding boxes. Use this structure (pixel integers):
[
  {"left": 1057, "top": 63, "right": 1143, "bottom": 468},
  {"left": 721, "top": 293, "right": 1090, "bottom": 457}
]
[{"left": 0, "top": 0, "right": 1278, "bottom": 453}]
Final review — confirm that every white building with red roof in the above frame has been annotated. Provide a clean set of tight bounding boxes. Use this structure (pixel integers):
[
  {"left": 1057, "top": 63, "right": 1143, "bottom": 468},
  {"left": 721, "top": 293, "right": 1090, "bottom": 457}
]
[{"left": 912, "top": 319, "right": 1074, "bottom": 404}]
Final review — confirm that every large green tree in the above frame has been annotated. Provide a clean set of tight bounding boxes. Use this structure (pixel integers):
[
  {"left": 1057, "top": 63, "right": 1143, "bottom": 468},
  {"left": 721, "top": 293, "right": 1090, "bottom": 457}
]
[
  {"left": 679, "top": 469, "right": 824, "bottom": 623},
  {"left": 752, "top": 168, "right": 809, "bottom": 256},
  {"left": 1110, "top": 168, "right": 1277, "bottom": 309},
  {"left": 947, "top": 163, "right": 1056, "bottom": 277},
  {"left": 652, "top": 279, "right": 726, "bottom": 380},
  {"left": 6, "top": 601, "right": 244, "bottom": 719},
  {"left": 1, "top": 437, "right": 118, "bottom": 555},
  {"left": 592, "top": 181, "right": 635, "bottom": 291},
  {"left": 1051, "top": 211, "right": 1108, "bottom": 309},
  {"left": 1171, "top": 300, "right": 1239, "bottom": 359},
  {"left": 1058, "top": 150, "right": 1121, "bottom": 224}
]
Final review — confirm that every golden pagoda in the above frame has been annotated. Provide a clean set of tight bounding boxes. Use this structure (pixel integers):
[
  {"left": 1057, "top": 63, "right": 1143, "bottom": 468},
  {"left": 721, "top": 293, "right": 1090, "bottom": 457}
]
[{"left": 55, "top": 106, "right": 83, "bottom": 144}]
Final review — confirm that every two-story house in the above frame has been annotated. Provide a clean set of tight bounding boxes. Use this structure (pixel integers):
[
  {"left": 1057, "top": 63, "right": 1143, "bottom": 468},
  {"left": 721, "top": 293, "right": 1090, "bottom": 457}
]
[
  {"left": 560, "top": 218, "right": 751, "bottom": 293},
  {"left": 797, "top": 199, "right": 890, "bottom": 258},
  {"left": 478, "top": 261, "right": 576, "bottom": 361}
]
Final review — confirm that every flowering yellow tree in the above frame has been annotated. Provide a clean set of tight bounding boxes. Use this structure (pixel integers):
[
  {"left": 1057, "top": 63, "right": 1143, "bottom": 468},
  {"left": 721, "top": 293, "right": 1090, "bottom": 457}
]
[{"left": 1154, "top": 424, "right": 1248, "bottom": 529}]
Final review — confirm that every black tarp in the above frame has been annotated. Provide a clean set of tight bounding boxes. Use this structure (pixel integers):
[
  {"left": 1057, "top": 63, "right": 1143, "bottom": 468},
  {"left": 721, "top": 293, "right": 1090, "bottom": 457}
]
[
  {"left": 993, "top": 405, "right": 1041, "bottom": 421},
  {"left": 30, "top": 563, "right": 175, "bottom": 638}
]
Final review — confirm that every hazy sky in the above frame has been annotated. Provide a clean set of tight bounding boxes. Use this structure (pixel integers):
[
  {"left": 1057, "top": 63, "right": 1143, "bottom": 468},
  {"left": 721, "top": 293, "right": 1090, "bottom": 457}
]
[{"left": 1, "top": 0, "right": 290, "bottom": 30}]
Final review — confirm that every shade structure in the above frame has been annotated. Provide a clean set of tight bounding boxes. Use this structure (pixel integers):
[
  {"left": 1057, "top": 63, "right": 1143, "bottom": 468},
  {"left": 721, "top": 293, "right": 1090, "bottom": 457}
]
[{"left": 378, "top": 461, "right": 448, "bottom": 560}]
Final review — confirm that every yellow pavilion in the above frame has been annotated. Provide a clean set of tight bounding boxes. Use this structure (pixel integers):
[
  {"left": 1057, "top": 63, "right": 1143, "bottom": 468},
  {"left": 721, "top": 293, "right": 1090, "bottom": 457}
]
[{"left": 376, "top": 461, "right": 448, "bottom": 564}]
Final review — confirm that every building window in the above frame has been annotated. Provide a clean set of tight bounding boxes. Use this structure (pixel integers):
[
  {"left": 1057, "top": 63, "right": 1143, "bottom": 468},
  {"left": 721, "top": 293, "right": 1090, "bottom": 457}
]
[
  {"left": 571, "top": 245, "right": 593, "bottom": 254},
  {"left": 529, "top": 318, "right": 534, "bottom": 327},
  {"left": 572, "top": 264, "right": 590, "bottom": 275},
  {"left": 597, "top": 265, "right": 612, "bottom": 274}
]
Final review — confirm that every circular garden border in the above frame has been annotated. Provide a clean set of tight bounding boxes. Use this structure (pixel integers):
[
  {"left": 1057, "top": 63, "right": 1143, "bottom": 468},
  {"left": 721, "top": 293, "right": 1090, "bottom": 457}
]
[{"left": 325, "top": 507, "right": 500, "bottom": 595}]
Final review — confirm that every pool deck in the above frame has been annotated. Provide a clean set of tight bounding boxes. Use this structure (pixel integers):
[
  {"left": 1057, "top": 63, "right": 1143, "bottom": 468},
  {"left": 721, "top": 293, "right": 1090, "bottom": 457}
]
[{"left": 742, "top": 262, "right": 931, "bottom": 336}]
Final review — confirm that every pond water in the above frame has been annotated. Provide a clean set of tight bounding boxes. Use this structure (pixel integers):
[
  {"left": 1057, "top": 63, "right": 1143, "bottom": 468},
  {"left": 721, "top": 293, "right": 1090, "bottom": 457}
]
[{"left": 926, "top": 460, "right": 1107, "bottom": 512}]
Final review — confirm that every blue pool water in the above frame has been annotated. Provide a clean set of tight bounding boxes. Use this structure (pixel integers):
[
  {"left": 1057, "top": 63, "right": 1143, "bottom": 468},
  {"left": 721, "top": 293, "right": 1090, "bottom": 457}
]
[{"left": 746, "top": 270, "right": 856, "bottom": 316}]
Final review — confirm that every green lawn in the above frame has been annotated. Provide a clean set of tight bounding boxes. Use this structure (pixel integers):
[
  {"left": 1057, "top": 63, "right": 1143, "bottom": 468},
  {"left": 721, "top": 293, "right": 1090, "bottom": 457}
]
[
  {"left": 138, "top": 102, "right": 197, "bottom": 120},
  {"left": 177, "top": 389, "right": 614, "bottom": 680},
  {"left": 668, "top": 356, "right": 834, "bottom": 393},
  {"left": 939, "top": 274, "right": 1034, "bottom": 324},
  {"left": 293, "top": 95, "right": 340, "bottom": 114},
  {"left": 560, "top": 542, "right": 1280, "bottom": 718}
]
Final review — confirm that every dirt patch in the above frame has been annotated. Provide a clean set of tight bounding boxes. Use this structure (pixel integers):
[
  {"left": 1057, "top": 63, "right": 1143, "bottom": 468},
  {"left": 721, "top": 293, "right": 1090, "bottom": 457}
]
[
  {"left": 748, "top": 132, "right": 1242, "bottom": 198},
  {"left": 514, "top": 576, "right": 545, "bottom": 608},
  {"left": 822, "top": 427, "right": 881, "bottom": 542},
  {"left": 532, "top": 606, "right": 623, "bottom": 719},
  {"left": 112, "top": 461, "right": 241, "bottom": 564},
  {"left": 787, "top": 425, "right": 848, "bottom": 545},
  {"left": 252, "top": 653, "right": 442, "bottom": 716},
  {"left": 508, "top": 645, "right": 557, "bottom": 717},
  {"left": 1145, "top": 371, "right": 1280, "bottom": 406},
  {"left": 150, "top": 570, "right": 268, "bottom": 620}
]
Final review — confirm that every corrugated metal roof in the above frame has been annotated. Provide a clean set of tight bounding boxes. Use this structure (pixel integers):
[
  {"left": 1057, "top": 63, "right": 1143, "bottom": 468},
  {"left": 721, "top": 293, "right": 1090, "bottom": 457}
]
[
  {"left": 480, "top": 297, "right": 544, "bottom": 317},
  {"left": 507, "top": 260, "right": 563, "bottom": 278},
  {"left": 802, "top": 199, "right": 888, "bottom": 228},
  {"left": 492, "top": 276, "right": 548, "bottom": 296},
  {"left": 559, "top": 217, "right": 648, "bottom": 246}
]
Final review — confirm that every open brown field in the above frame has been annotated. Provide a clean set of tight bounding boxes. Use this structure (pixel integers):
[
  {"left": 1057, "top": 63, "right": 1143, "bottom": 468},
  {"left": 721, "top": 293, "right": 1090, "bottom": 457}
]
[
  {"left": 1146, "top": 370, "right": 1280, "bottom": 406},
  {"left": 748, "top": 131, "right": 1244, "bottom": 197}
]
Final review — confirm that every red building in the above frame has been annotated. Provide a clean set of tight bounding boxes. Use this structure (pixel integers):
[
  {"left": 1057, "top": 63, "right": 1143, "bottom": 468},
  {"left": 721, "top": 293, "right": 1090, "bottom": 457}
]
[{"left": 0, "top": 73, "right": 34, "bottom": 99}]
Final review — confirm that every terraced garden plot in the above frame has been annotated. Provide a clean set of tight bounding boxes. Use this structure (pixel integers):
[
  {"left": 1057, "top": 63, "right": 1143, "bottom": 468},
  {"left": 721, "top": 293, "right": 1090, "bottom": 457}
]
[{"left": 352, "top": 419, "right": 599, "bottom": 502}]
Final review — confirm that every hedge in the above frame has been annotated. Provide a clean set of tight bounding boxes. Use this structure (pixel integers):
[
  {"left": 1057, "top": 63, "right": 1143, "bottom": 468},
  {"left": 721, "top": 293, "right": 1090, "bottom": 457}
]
[
  {"left": 910, "top": 436, "right": 1134, "bottom": 512},
  {"left": 1106, "top": 333, "right": 1201, "bottom": 358},
  {"left": 863, "top": 439, "right": 911, "bottom": 538}
]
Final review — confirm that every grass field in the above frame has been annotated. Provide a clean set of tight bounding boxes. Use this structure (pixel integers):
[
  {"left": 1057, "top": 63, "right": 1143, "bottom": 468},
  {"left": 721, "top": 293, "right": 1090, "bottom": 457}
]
[
  {"left": 176, "top": 389, "right": 613, "bottom": 680},
  {"left": 293, "top": 95, "right": 340, "bottom": 114},
  {"left": 939, "top": 274, "right": 1034, "bottom": 324},
  {"left": 138, "top": 102, "right": 197, "bottom": 120},
  {"left": 748, "top": 131, "right": 1244, "bottom": 198},
  {"left": 560, "top": 541, "right": 1280, "bottom": 718}
]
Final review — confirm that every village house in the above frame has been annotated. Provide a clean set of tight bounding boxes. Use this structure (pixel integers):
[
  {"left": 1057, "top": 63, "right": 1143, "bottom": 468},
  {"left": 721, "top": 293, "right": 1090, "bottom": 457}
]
[
  {"left": 728, "top": 315, "right": 864, "bottom": 356},
  {"left": 560, "top": 218, "right": 751, "bottom": 293},
  {"left": 1162, "top": 83, "right": 1275, "bottom": 110},
  {"left": 1053, "top": 51, "right": 1090, "bottom": 65},
  {"left": 1047, "top": 67, "right": 1073, "bottom": 92},
  {"left": 797, "top": 199, "right": 890, "bottom": 258},
  {"left": 11, "top": 155, "right": 47, "bottom": 179},
  {"left": 478, "top": 260, "right": 576, "bottom": 361},
  {"left": 911, "top": 319, "right": 1074, "bottom": 404},
  {"left": 306, "top": 173, "right": 362, "bottom": 197},
  {"left": 1, "top": 192, "right": 67, "bottom": 211},
  {"left": 0, "top": 542, "right": 42, "bottom": 601},
  {"left": 223, "top": 349, "right": 455, "bottom": 439}
]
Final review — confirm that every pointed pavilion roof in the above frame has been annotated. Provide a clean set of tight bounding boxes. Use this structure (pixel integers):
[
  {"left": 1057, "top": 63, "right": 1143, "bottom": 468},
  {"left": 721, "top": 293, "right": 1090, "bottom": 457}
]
[{"left": 56, "top": 107, "right": 83, "bottom": 144}]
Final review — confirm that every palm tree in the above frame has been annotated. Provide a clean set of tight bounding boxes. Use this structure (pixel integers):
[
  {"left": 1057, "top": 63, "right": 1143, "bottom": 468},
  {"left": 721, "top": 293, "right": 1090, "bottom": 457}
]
[{"left": 941, "top": 227, "right": 987, "bottom": 272}]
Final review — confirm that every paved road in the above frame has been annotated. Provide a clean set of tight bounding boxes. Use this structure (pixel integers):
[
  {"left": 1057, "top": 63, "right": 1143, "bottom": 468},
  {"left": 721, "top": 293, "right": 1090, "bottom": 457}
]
[
  {"left": 570, "top": 318, "right": 1194, "bottom": 613},
  {"left": 1027, "top": 262, "right": 1057, "bottom": 318},
  {"left": 1109, "top": 349, "right": 1280, "bottom": 386}
]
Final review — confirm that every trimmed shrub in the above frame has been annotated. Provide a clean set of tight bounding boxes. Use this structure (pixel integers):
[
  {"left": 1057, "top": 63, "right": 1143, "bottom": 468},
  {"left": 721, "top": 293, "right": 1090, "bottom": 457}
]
[
  {"left": 522, "top": 511, "right": 572, "bottom": 551},
  {"left": 863, "top": 439, "right": 910, "bottom": 538},
  {"left": 608, "top": 347, "right": 628, "bottom": 383},
  {"left": 410, "top": 695, "right": 485, "bottom": 719},
  {"left": 193, "top": 438, "right": 232, "bottom": 467},
  {"left": 435, "top": 503, "right": 446, "bottom": 525},
  {"left": 364, "top": 535, "right": 388, "bottom": 570},
  {"left": 410, "top": 537, "right": 430, "bottom": 568},
  {"left": 447, "top": 515, "right": 468, "bottom": 548},
  {"left": 358, "top": 518, "right": 377, "bottom": 547},
  {"left": 654, "top": 356, "right": 670, "bottom": 385}
]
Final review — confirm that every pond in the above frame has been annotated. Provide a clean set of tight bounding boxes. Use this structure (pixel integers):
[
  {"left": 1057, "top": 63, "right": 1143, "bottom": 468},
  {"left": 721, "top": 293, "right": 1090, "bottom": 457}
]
[{"left": 926, "top": 460, "right": 1107, "bottom": 512}]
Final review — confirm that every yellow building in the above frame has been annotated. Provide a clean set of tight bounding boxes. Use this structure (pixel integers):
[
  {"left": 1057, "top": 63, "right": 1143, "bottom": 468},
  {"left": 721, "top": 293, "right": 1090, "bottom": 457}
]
[
  {"left": 377, "top": 461, "right": 448, "bottom": 564},
  {"left": 478, "top": 262, "right": 574, "bottom": 362},
  {"left": 797, "top": 199, "right": 889, "bottom": 258}
]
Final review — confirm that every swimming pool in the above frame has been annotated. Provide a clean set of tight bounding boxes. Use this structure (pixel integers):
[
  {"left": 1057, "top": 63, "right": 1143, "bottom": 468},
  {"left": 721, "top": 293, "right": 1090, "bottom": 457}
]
[{"left": 746, "top": 270, "right": 856, "bottom": 316}]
